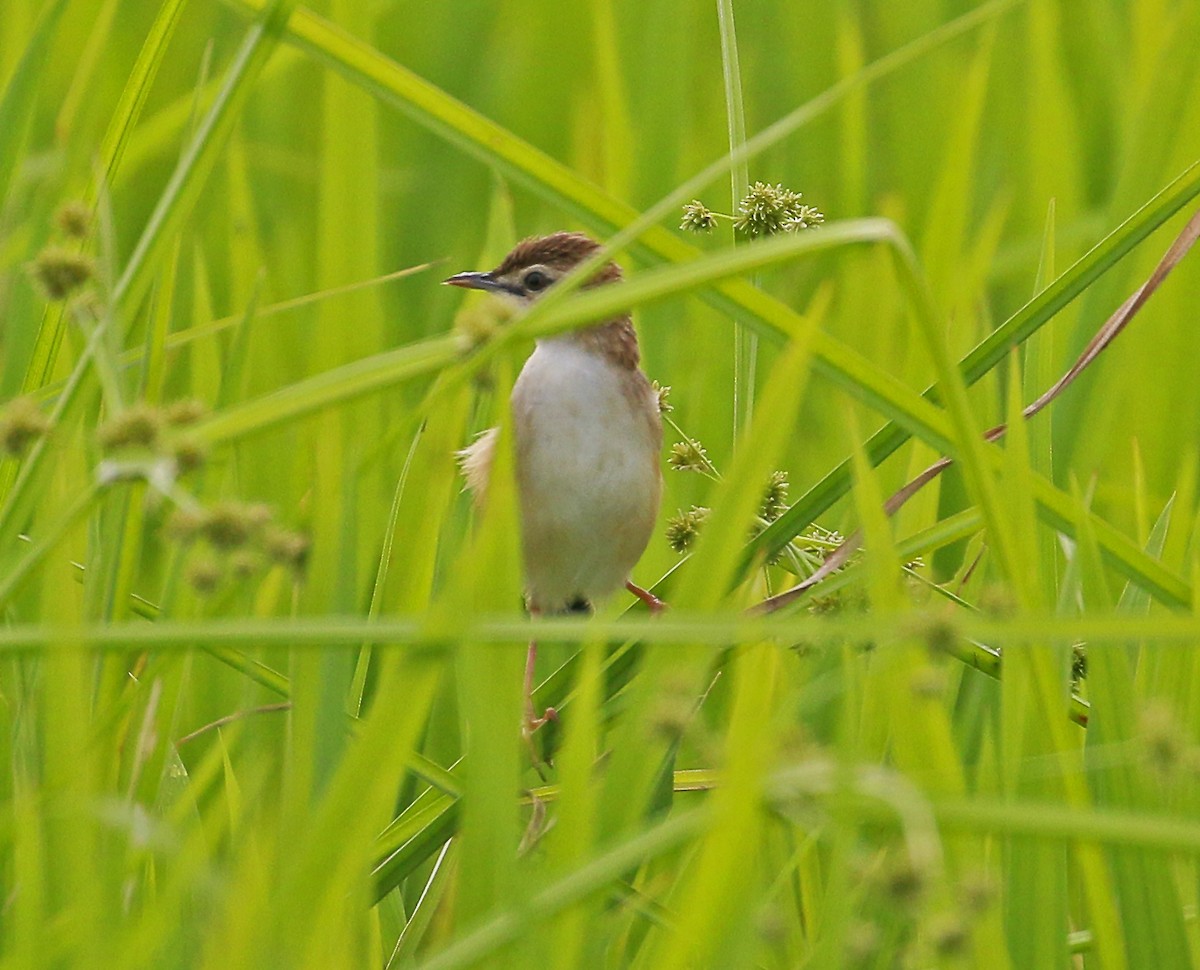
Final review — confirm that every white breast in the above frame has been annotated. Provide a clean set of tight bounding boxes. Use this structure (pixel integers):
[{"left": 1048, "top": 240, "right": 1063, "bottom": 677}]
[{"left": 511, "top": 338, "right": 661, "bottom": 612}]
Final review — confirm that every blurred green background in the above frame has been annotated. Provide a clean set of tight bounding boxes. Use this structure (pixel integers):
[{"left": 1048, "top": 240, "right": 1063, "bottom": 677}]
[{"left": 3, "top": 0, "right": 1200, "bottom": 966}]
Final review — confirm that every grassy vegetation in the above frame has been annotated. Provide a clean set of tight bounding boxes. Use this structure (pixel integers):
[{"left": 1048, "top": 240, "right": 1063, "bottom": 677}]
[{"left": 3, "top": 0, "right": 1200, "bottom": 966}]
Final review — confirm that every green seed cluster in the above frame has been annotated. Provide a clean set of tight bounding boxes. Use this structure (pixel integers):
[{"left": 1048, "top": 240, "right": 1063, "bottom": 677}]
[
  {"left": 665, "top": 470, "right": 794, "bottom": 556},
  {"left": 0, "top": 397, "right": 54, "bottom": 458},
  {"left": 679, "top": 182, "right": 824, "bottom": 237},
  {"left": 1138, "top": 702, "right": 1191, "bottom": 780},
  {"left": 759, "top": 469, "right": 790, "bottom": 522},
  {"left": 29, "top": 201, "right": 97, "bottom": 301},
  {"left": 665, "top": 505, "right": 711, "bottom": 554},
  {"left": 668, "top": 439, "right": 709, "bottom": 472},
  {"left": 734, "top": 182, "right": 824, "bottom": 237},
  {"left": 97, "top": 403, "right": 164, "bottom": 451},
  {"left": 843, "top": 848, "right": 994, "bottom": 966},
  {"left": 679, "top": 200, "right": 717, "bottom": 232},
  {"left": 169, "top": 500, "right": 309, "bottom": 594},
  {"left": 54, "top": 200, "right": 93, "bottom": 239},
  {"left": 97, "top": 399, "right": 209, "bottom": 474},
  {"left": 29, "top": 246, "right": 95, "bottom": 301},
  {"left": 651, "top": 381, "right": 673, "bottom": 414}
]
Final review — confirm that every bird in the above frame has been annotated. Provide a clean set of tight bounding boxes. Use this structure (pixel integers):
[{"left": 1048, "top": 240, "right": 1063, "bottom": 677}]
[{"left": 445, "top": 232, "right": 665, "bottom": 730}]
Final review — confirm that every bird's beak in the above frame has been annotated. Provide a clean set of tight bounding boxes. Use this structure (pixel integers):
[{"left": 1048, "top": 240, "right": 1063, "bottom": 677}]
[{"left": 443, "top": 270, "right": 503, "bottom": 292}]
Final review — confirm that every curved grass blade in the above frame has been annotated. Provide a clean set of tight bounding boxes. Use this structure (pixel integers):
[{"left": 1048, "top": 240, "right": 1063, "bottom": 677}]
[
  {"left": 19, "top": 0, "right": 189, "bottom": 400},
  {"left": 206, "top": 3, "right": 1200, "bottom": 613},
  {"left": 128, "top": 215, "right": 1198, "bottom": 617},
  {"left": 758, "top": 205, "right": 1200, "bottom": 613},
  {"left": 111, "top": 0, "right": 300, "bottom": 320},
  {"left": 0, "top": 0, "right": 300, "bottom": 573},
  {"left": 752, "top": 158, "right": 1200, "bottom": 570}
]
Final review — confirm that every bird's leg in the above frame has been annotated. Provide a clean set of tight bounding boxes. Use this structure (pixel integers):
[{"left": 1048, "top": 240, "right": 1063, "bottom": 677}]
[
  {"left": 625, "top": 579, "right": 667, "bottom": 614},
  {"left": 523, "top": 611, "right": 558, "bottom": 736}
]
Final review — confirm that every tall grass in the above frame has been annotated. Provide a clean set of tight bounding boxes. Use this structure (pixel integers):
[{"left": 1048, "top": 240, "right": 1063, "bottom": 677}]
[{"left": 2, "top": 0, "right": 1200, "bottom": 966}]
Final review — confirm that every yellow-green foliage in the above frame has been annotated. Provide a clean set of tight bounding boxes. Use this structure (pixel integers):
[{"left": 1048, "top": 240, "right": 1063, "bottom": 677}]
[{"left": 2, "top": 0, "right": 1200, "bottom": 967}]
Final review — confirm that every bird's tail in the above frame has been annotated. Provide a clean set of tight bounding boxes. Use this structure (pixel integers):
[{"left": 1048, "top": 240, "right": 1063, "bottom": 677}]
[{"left": 455, "top": 426, "right": 498, "bottom": 502}]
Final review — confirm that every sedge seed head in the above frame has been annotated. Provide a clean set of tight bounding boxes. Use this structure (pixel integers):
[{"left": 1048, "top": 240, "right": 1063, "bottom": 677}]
[
  {"left": 165, "top": 399, "right": 209, "bottom": 426},
  {"left": 229, "top": 549, "right": 264, "bottom": 579},
  {"left": 97, "top": 403, "right": 164, "bottom": 452},
  {"left": 1139, "top": 701, "right": 1186, "bottom": 777},
  {"left": 649, "top": 692, "right": 694, "bottom": 743},
  {"left": 928, "top": 913, "right": 969, "bottom": 956},
  {"left": 844, "top": 921, "right": 881, "bottom": 965},
  {"left": 263, "top": 526, "right": 310, "bottom": 572},
  {"left": 734, "top": 182, "right": 824, "bottom": 237},
  {"left": 668, "top": 439, "right": 709, "bottom": 472},
  {"left": 54, "top": 201, "right": 93, "bottom": 239},
  {"left": 1071, "top": 643, "right": 1088, "bottom": 682},
  {"left": 680, "top": 200, "right": 717, "bottom": 232},
  {"left": 665, "top": 505, "right": 710, "bottom": 554},
  {"left": 881, "top": 859, "right": 925, "bottom": 908},
  {"left": 652, "top": 381, "right": 673, "bottom": 414},
  {"left": 201, "top": 502, "right": 272, "bottom": 550},
  {"left": 960, "top": 872, "right": 997, "bottom": 913},
  {"left": 910, "top": 612, "right": 957, "bottom": 655},
  {"left": 170, "top": 436, "right": 207, "bottom": 475},
  {"left": 453, "top": 302, "right": 509, "bottom": 355},
  {"left": 0, "top": 397, "right": 53, "bottom": 457},
  {"left": 29, "top": 246, "right": 95, "bottom": 300},
  {"left": 783, "top": 201, "right": 824, "bottom": 231},
  {"left": 734, "top": 182, "right": 788, "bottom": 237},
  {"left": 166, "top": 507, "right": 205, "bottom": 542},
  {"left": 760, "top": 470, "right": 790, "bottom": 522},
  {"left": 186, "top": 556, "right": 222, "bottom": 594}
]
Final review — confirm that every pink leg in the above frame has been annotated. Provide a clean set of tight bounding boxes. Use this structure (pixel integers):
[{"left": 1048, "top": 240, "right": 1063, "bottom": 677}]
[
  {"left": 626, "top": 579, "right": 667, "bottom": 614},
  {"left": 523, "top": 611, "right": 557, "bottom": 735}
]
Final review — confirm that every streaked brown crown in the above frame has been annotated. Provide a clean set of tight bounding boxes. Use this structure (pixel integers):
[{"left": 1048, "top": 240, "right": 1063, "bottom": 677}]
[{"left": 493, "top": 232, "right": 622, "bottom": 286}]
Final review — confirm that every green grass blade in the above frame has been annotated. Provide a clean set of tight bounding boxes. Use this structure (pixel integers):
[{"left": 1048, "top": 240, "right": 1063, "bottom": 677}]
[
  {"left": 111, "top": 0, "right": 300, "bottom": 320},
  {"left": 753, "top": 158, "right": 1200, "bottom": 567},
  {"left": 0, "top": 0, "right": 69, "bottom": 215}
]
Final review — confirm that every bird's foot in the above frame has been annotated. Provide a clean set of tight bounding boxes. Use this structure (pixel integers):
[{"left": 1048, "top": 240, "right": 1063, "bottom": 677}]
[
  {"left": 625, "top": 580, "right": 667, "bottom": 614},
  {"left": 525, "top": 705, "right": 558, "bottom": 734}
]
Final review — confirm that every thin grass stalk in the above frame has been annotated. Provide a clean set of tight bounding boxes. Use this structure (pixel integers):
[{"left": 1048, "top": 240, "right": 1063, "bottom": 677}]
[{"left": 715, "top": 0, "right": 756, "bottom": 444}]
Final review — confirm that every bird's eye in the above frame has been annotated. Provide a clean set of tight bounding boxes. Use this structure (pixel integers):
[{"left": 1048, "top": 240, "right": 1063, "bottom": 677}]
[{"left": 522, "top": 269, "right": 551, "bottom": 292}]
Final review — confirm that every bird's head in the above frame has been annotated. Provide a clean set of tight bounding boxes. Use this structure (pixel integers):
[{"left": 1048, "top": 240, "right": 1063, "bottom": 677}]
[{"left": 443, "top": 232, "right": 621, "bottom": 306}]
